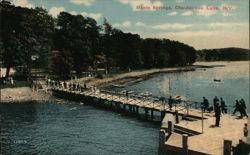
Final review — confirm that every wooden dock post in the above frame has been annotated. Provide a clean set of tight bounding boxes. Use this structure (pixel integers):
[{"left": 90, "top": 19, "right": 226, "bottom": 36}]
[
  {"left": 175, "top": 110, "right": 179, "bottom": 124},
  {"left": 132, "top": 106, "right": 135, "bottom": 113},
  {"left": 145, "top": 108, "right": 149, "bottom": 118},
  {"left": 168, "top": 121, "right": 173, "bottom": 135},
  {"left": 123, "top": 104, "right": 126, "bottom": 111},
  {"left": 136, "top": 106, "right": 139, "bottom": 114},
  {"left": 110, "top": 101, "right": 113, "bottom": 108},
  {"left": 161, "top": 111, "right": 165, "bottom": 120},
  {"left": 151, "top": 109, "right": 154, "bottom": 120},
  {"left": 115, "top": 103, "right": 118, "bottom": 111},
  {"left": 182, "top": 134, "right": 188, "bottom": 154},
  {"left": 159, "top": 129, "right": 166, "bottom": 148},
  {"left": 223, "top": 139, "right": 232, "bottom": 155},
  {"left": 129, "top": 105, "right": 132, "bottom": 112}
]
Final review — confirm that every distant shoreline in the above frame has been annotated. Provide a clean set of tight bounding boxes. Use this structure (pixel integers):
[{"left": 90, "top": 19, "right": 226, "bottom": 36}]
[
  {"left": 75, "top": 66, "right": 197, "bottom": 87},
  {"left": 0, "top": 64, "right": 221, "bottom": 103}
]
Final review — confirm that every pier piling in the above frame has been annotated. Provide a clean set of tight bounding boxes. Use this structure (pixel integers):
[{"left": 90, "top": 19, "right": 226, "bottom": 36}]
[
  {"left": 151, "top": 110, "right": 154, "bottom": 120},
  {"left": 182, "top": 134, "right": 188, "bottom": 154},
  {"left": 223, "top": 139, "right": 232, "bottom": 155},
  {"left": 175, "top": 110, "right": 179, "bottom": 124}
]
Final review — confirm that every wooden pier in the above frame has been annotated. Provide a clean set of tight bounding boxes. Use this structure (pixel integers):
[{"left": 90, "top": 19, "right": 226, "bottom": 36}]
[
  {"left": 50, "top": 87, "right": 250, "bottom": 155},
  {"left": 51, "top": 87, "right": 202, "bottom": 121}
]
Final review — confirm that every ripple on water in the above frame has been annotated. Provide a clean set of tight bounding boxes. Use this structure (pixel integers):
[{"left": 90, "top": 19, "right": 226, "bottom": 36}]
[{"left": 0, "top": 102, "right": 159, "bottom": 155}]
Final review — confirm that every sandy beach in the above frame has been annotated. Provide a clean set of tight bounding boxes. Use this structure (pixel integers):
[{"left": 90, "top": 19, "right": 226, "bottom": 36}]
[
  {"left": 76, "top": 66, "right": 196, "bottom": 87},
  {"left": 0, "top": 87, "right": 53, "bottom": 103}
]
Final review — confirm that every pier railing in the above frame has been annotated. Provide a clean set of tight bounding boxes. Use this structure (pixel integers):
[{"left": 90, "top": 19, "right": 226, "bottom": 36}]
[{"left": 51, "top": 86, "right": 203, "bottom": 116}]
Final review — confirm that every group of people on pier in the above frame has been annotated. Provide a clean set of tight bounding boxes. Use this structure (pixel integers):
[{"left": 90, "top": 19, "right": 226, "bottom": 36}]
[
  {"left": 30, "top": 81, "right": 43, "bottom": 91},
  {"left": 201, "top": 96, "right": 248, "bottom": 127},
  {"left": 46, "top": 79, "right": 87, "bottom": 91},
  {"left": 232, "top": 99, "right": 248, "bottom": 118},
  {"left": 201, "top": 96, "right": 228, "bottom": 114},
  {"left": 45, "top": 79, "right": 100, "bottom": 94}
]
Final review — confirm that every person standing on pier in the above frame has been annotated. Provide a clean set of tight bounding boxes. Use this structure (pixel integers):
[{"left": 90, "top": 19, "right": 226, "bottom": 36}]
[
  {"left": 168, "top": 96, "right": 173, "bottom": 110},
  {"left": 126, "top": 90, "right": 129, "bottom": 100},
  {"left": 202, "top": 97, "right": 209, "bottom": 112},
  {"left": 220, "top": 98, "right": 227, "bottom": 114},
  {"left": 213, "top": 96, "right": 219, "bottom": 107},
  {"left": 232, "top": 100, "right": 241, "bottom": 116},
  {"left": 214, "top": 102, "right": 221, "bottom": 127},
  {"left": 243, "top": 123, "right": 248, "bottom": 137}
]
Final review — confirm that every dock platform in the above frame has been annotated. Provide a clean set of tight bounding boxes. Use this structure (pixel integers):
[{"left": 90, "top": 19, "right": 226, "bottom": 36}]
[{"left": 50, "top": 88, "right": 250, "bottom": 155}]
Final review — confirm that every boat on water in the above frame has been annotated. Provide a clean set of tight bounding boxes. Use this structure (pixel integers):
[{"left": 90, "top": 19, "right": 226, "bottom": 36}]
[
  {"left": 172, "top": 95, "right": 187, "bottom": 104},
  {"left": 139, "top": 91, "right": 152, "bottom": 97},
  {"left": 111, "top": 84, "right": 126, "bottom": 88},
  {"left": 213, "top": 79, "right": 221, "bottom": 82}
]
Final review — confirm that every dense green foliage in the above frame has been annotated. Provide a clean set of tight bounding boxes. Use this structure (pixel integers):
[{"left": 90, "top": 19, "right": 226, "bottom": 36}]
[
  {"left": 1, "top": 1, "right": 197, "bottom": 79},
  {"left": 197, "top": 48, "right": 250, "bottom": 61},
  {"left": 0, "top": 1, "right": 54, "bottom": 78}
]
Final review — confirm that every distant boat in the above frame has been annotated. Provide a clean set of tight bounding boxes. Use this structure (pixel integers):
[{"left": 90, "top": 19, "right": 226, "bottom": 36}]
[
  {"left": 121, "top": 90, "right": 134, "bottom": 94},
  {"left": 111, "top": 84, "right": 125, "bottom": 88},
  {"left": 213, "top": 79, "right": 221, "bottom": 82},
  {"left": 173, "top": 95, "right": 187, "bottom": 104},
  {"left": 139, "top": 91, "right": 152, "bottom": 97}
]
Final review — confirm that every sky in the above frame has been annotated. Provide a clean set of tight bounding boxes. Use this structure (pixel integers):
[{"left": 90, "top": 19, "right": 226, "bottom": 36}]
[{"left": 10, "top": 0, "right": 249, "bottom": 50}]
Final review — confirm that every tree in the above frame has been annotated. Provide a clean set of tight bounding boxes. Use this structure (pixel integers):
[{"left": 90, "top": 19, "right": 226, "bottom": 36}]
[
  {"left": 0, "top": 1, "right": 54, "bottom": 78},
  {"left": 50, "top": 51, "right": 73, "bottom": 79},
  {"left": 53, "top": 12, "right": 100, "bottom": 75},
  {"left": 108, "top": 32, "right": 143, "bottom": 69}
]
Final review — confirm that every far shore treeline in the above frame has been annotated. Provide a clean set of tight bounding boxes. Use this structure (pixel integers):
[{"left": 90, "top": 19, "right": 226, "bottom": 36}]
[
  {"left": 0, "top": 1, "right": 248, "bottom": 80},
  {"left": 197, "top": 48, "right": 250, "bottom": 61}
]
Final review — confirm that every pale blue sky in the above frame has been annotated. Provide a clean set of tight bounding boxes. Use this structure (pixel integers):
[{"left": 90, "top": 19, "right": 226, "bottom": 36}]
[{"left": 10, "top": 0, "right": 249, "bottom": 49}]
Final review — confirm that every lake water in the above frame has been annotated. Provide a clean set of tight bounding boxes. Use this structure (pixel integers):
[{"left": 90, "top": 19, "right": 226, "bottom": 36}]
[
  {"left": 0, "top": 61, "right": 249, "bottom": 155},
  {"left": 116, "top": 61, "right": 250, "bottom": 112},
  {"left": 0, "top": 102, "right": 159, "bottom": 155}
]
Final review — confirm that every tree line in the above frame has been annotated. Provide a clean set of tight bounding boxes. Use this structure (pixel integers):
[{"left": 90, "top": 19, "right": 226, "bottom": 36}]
[
  {"left": 0, "top": 1, "right": 197, "bottom": 79},
  {"left": 197, "top": 48, "right": 250, "bottom": 61}
]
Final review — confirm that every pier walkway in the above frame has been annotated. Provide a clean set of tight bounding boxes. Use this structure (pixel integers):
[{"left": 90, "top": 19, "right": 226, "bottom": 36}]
[
  {"left": 49, "top": 86, "right": 249, "bottom": 155},
  {"left": 51, "top": 87, "right": 202, "bottom": 120}
]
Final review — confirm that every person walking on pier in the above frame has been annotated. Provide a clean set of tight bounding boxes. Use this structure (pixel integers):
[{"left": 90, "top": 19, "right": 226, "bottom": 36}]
[
  {"left": 220, "top": 98, "right": 227, "bottom": 114},
  {"left": 168, "top": 96, "right": 173, "bottom": 110},
  {"left": 232, "top": 100, "right": 241, "bottom": 116},
  {"left": 239, "top": 99, "right": 248, "bottom": 118},
  {"left": 214, "top": 102, "right": 221, "bottom": 127},
  {"left": 126, "top": 90, "right": 129, "bottom": 100}
]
